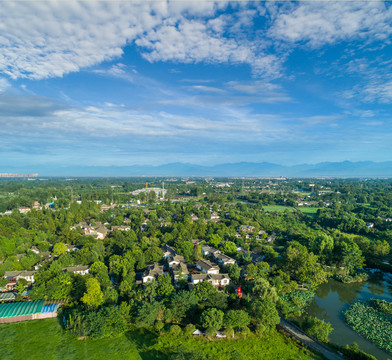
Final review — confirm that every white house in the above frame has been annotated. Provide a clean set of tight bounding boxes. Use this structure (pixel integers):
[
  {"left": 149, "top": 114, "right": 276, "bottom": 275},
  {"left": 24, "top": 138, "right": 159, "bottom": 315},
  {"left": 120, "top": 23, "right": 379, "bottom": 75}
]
[
  {"left": 196, "top": 259, "right": 220, "bottom": 274},
  {"left": 142, "top": 263, "right": 164, "bottom": 283},
  {"left": 191, "top": 273, "right": 230, "bottom": 287},
  {"left": 63, "top": 265, "right": 90, "bottom": 275},
  {"left": 214, "top": 253, "right": 236, "bottom": 266}
]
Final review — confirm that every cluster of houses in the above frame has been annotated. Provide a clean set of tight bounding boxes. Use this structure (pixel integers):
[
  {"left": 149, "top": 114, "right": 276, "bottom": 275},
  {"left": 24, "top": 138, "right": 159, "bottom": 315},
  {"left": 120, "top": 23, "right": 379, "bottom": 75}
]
[
  {"left": 70, "top": 221, "right": 109, "bottom": 240},
  {"left": 141, "top": 244, "right": 232, "bottom": 288}
]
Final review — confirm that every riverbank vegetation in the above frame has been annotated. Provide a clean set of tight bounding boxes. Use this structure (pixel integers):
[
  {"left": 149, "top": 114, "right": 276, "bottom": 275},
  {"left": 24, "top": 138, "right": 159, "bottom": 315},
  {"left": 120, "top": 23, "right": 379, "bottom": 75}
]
[{"left": 344, "top": 299, "right": 392, "bottom": 353}]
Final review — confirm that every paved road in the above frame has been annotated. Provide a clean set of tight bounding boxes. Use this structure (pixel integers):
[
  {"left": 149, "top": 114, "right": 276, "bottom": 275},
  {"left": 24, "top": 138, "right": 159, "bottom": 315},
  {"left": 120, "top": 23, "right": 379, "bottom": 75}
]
[{"left": 279, "top": 318, "right": 344, "bottom": 360}]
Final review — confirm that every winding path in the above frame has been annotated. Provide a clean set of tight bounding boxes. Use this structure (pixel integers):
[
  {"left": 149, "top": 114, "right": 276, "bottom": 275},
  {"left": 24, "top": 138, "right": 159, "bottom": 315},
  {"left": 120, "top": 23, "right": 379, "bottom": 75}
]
[{"left": 278, "top": 318, "right": 343, "bottom": 360}]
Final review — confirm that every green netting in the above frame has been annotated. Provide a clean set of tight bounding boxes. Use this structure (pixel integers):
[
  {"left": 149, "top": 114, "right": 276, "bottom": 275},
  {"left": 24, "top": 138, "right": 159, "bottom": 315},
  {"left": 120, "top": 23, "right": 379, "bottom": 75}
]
[{"left": 0, "top": 300, "right": 44, "bottom": 318}]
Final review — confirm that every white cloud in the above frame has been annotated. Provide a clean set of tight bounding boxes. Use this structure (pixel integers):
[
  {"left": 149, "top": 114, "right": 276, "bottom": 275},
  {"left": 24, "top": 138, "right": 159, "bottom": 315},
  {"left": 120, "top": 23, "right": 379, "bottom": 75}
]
[
  {"left": 269, "top": 2, "right": 392, "bottom": 47},
  {"left": 0, "top": 1, "right": 285, "bottom": 80},
  {"left": 0, "top": 78, "right": 10, "bottom": 92}
]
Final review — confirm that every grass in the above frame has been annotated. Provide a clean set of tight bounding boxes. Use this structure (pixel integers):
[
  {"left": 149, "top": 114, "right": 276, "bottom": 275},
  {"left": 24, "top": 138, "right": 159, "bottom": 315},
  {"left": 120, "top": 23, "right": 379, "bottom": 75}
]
[
  {"left": 298, "top": 207, "right": 320, "bottom": 218},
  {"left": 0, "top": 318, "right": 321, "bottom": 360},
  {"left": 263, "top": 205, "right": 295, "bottom": 213}
]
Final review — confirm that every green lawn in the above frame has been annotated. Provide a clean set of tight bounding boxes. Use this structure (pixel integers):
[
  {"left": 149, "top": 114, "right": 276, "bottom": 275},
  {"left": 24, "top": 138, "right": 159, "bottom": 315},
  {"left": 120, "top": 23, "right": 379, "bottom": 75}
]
[
  {"left": 0, "top": 318, "right": 320, "bottom": 360},
  {"left": 263, "top": 205, "right": 295, "bottom": 213},
  {"left": 298, "top": 207, "right": 320, "bottom": 218}
]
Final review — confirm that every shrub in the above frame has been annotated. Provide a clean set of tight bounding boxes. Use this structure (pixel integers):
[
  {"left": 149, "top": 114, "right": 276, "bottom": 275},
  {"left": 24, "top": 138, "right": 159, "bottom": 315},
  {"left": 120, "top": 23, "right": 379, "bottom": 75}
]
[
  {"left": 183, "top": 323, "right": 196, "bottom": 336},
  {"left": 205, "top": 326, "right": 217, "bottom": 338},
  {"left": 301, "top": 316, "right": 333, "bottom": 342},
  {"left": 169, "top": 324, "right": 182, "bottom": 337}
]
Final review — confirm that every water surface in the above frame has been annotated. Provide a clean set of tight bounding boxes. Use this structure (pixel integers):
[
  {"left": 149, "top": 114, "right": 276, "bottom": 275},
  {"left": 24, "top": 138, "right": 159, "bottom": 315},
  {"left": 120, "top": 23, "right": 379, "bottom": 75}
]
[{"left": 306, "top": 277, "right": 392, "bottom": 360}]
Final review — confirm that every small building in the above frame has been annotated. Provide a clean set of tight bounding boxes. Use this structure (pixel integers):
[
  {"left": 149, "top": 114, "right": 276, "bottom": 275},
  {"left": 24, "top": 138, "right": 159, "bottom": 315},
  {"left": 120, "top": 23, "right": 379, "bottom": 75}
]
[
  {"left": 162, "top": 244, "right": 177, "bottom": 259},
  {"left": 18, "top": 207, "right": 31, "bottom": 214},
  {"left": 196, "top": 259, "right": 219, "bottom": 274},
  {"left": 201, "top": 245, "right": 221, "bottom": 257},
  {"left": 190, "top": 273, "right": 230, "bottom": 287},
  {"left": 31, "top": 246, "right": 40, "bottom": 254},
  {"left": 62, "top": 265, "right": 89, "bottom": 275},
  {"left": 238, "top": 225, "right": 255, "bottom": 233},
  {"left": 215, "top": 253, "right": 236, "bottom": 266},
  {"left": 142, "top": 263, "right": 164, "bottom": 283},
  {"left": 167, "top": 254, "right": 185, "bottom": 268},
  {"left": 171, "top": 262, "right": 189, "bottom": 283},
  {"left": 111, "top": 225, "right": 131, "bottom": 231},
  {"left": 3, "top": 270, "right": 37, "bottom": 288}
]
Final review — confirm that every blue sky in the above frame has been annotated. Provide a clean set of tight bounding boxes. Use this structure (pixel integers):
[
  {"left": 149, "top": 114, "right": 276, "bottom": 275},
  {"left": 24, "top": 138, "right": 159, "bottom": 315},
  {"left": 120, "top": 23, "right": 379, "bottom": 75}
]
[{"left": 0, "top": 1, "right": 392, "bottom": 174}]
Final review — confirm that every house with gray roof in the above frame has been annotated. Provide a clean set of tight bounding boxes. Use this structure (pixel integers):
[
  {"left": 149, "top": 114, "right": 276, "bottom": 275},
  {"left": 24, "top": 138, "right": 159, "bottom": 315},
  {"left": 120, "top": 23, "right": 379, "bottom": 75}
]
[{"left": 196, "top": 259, "right": 219, "bottom": 274}]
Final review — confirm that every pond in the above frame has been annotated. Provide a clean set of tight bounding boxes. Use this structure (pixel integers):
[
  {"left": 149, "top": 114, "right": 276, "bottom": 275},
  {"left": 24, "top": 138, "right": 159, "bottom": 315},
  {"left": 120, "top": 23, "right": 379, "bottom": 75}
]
[{"left": 306, "top": 276, "right": 392, "bottom": 360}]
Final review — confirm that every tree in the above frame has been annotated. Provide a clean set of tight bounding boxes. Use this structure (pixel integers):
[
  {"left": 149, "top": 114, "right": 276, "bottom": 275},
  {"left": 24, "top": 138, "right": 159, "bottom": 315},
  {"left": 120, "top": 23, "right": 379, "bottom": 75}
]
[
  {"left": 169, "top": 324, "right": 182, "bottom": 336},
  {"left": 224, "top": 310, "right": 251, "bottom": 328},
  {"left": 341, "top": 242, "right": 365, "bottom": 275},
  {"left": 81, "top": 277, "right": 104, "bottom": 308},
  {"left": 251, "top": 278, "right": 278, "bottom": 303},
  {"left": 53, "top": 242, "right": 67, "bottom": 256},
  {"left": 89, "top": 261, "right": 111, "bottom": 289},
  {"left": 251, "top": 299, "right": 280, "bottom": 331},
  {"left": 282, "top": 241, "right": 326, "bottom": 288},
  {"left": 227, "top": 263, "right": 241, "bottom": 282},
  {"left": 145, "top": 246, "right": 163, "bottom": 263},
  {"left": 302, "top": 316, "right": 333, "bottom": 342},
  {"left": 222, "top": 241, "right": 237, "bottom": 255},
  {"left": 156, "top": 274, "right": 174, "bottom": 298},
  {"left": 193, "top": 281, "right": 217, "bottom": 301},
  {"left": 16, "top": 278, "right": 28, "bottom": 294},
  {"left": 135, "top": 301, "right": 160, "bottom": 326},
  {"left": 200, "top": 307, "right": 224, "bottom": 330},
  {"left": 170, "top": 291, "right": 198, "bottom": 324}
]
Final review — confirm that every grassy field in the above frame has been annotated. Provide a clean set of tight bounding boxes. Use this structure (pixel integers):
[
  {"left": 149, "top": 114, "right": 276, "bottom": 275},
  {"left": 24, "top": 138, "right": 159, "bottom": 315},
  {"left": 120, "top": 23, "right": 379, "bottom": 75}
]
[
  {"left": 263, "top": 205, "right": 295, "bottom": 213},
  {"left": 298, "top": 207, "right": 320, "bottom": 218},
  {"left": 0, "top": 318, "right": 320, "bottom": 360}
]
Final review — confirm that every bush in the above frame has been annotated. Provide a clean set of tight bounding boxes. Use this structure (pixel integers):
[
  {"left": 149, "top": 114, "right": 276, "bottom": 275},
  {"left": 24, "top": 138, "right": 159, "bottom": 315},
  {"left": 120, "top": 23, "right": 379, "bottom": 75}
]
[
  {"left": 169, "top": 324, "right": 182, "bottom": 337},
  {"left": 225, "top": 326, "right": 234, "bottom": 338},
  {"left": 154, "top": 321, "right": 164, "bottom": 333},
  {"left": 301, "top": 316, "right": 333, "bottom": 342},
  {"left": 205, "top": 326, "right": 217, "bottom": 338},
  {"left": 183, "top": 323, "right": 196, "bottom": 336}
]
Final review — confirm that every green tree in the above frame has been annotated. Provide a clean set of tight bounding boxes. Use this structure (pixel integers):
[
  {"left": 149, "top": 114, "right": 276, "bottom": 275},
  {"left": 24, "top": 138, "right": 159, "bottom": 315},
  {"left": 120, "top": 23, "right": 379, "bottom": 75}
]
[
  {"left": 224, "top": 310, "right": 251, "bottom": 328},
  {"left": 81, "top": 277, "right": 104, "bottom": 308},
  {"left": 200, "top": 307, "right": 224, "bottom": 330},
  {"left": 193, "top": 281, "right": 217, "bottom": 301},
  {"left": 251, "top": 278, "right": 278, "bottom": 303},
  {"left": 282, "top": 241, "right": 326, "bottom": 288},
  {"left": 251, "top": 299, "right": 280, "bottom": 331},
  {"left": 156, "top": 274, "right": 174, "bottom": 298},
  {"left": 302, "top": 316, "right": 333, "bottom": 342},
  {"left": 227, "top": 263, "right": 241, "bottom": 282},
  {"left": 53, "top": 242, "right": 67, "bottom": 256}
]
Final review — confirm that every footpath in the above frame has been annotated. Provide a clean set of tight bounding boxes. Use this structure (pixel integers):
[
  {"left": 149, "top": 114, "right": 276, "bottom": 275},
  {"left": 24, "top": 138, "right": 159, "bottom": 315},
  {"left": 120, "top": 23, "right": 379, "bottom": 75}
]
[{"left": 278, "top": 318, "right": 344, "bottom": 360}]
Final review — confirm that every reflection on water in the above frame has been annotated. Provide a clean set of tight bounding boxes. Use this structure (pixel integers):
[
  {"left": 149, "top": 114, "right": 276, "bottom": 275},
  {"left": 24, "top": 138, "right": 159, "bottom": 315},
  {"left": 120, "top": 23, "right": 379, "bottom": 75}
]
[{"left": 306, "top": 277, "right": 392, "bottom": 360}]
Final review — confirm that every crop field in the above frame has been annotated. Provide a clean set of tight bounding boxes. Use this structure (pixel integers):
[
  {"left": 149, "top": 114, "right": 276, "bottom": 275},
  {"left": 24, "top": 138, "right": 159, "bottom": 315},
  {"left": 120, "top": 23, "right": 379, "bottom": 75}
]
[{"left": 0, "top": 318, "right": 320, "bottom": 360}]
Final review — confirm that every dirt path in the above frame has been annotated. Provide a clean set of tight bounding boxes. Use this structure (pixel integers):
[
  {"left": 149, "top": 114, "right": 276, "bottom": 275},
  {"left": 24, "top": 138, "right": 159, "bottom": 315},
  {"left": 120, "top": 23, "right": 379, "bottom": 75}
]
[{"left": 279, "top": 318, "right": 343, "bottom": 360}]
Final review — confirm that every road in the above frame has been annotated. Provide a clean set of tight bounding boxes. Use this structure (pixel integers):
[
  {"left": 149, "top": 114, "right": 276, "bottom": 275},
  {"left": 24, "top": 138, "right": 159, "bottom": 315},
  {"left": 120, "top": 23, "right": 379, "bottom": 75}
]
[{"left": 279, "top": 318, "right": 344, "bottom": 360}]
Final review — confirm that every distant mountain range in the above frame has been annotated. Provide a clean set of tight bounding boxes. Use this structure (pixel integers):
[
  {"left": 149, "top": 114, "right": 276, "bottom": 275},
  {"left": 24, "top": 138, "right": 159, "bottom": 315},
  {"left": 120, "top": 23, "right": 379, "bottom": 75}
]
[{"left": 31, "top": 160, "right": 392, "bottom": 177}]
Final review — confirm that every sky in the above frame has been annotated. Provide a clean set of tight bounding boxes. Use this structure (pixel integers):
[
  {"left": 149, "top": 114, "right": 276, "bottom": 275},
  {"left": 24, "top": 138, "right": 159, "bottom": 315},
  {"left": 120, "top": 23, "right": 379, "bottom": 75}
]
[{"left": 0, "top": 1, "right": 392, "bottom": 174}]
